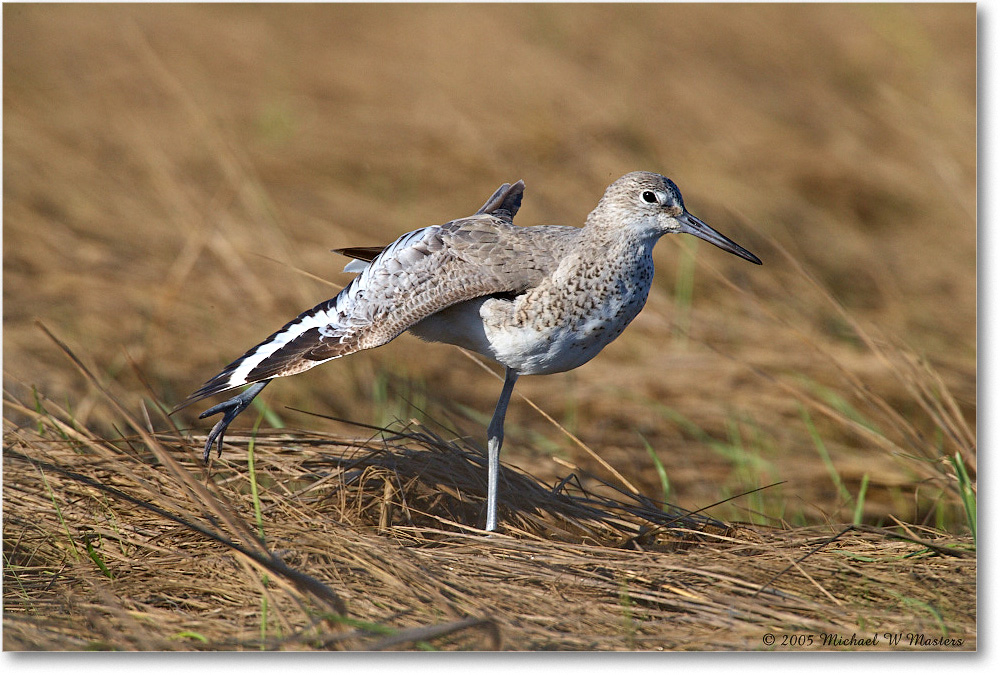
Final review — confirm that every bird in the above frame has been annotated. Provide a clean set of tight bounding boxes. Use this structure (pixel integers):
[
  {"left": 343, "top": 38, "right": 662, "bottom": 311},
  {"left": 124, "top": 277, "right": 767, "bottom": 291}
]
[{"left": 182, "top": 171, "right": 762, "bottom": 532}]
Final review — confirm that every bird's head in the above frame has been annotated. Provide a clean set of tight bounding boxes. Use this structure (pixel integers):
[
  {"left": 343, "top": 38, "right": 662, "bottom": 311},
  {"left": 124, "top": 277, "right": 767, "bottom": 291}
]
[{"left": 592, "top": 171, "right": 762, "bottom": 265}]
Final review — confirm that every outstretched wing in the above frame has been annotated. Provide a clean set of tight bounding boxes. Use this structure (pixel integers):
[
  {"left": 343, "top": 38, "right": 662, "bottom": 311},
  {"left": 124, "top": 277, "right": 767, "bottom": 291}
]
[{"left": 184, "top": 180, "right": 575, "bottom": 406}]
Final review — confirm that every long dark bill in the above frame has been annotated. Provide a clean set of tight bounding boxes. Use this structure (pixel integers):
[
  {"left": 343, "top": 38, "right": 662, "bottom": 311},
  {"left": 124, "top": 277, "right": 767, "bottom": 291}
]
[{"left": 678, "top": 212, "right": 762, "bottom": 265}]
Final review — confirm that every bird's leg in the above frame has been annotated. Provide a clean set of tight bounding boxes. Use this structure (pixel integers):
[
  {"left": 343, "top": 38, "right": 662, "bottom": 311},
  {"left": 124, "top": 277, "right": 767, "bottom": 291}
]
[
  {"left": 485, "top": 368, "right": 519, "bottom": 532},
  {"left": 198, "top": 381, "right": 270, "bottom": 462}
]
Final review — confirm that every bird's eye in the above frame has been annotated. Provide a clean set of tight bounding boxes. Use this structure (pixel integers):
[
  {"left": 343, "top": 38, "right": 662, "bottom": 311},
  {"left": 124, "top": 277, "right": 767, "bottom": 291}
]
[{"left": 641, "top": 190, "right": 658, "bottom": 204}]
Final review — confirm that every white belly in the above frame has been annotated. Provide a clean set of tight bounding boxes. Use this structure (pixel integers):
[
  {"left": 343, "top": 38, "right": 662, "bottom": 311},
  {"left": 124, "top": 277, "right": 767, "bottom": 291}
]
[
  {"left": 483, "top": 318, "right": 620, "bottom": 374},
  {"left": 483, "top": 290, "right": 647, "bottom": 375},
  {"left": 408, "top": 286, "right": 648, "bottom": 376},
  {"left": 407, "top": 297, "right": 494, "bottom": 354}
]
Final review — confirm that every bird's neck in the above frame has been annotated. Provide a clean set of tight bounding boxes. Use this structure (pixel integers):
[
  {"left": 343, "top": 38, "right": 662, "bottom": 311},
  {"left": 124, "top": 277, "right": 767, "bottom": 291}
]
[
  {"left": 541, "top": 221, "right": 657, "bottom": 297},
  {"left": 579, "top": 214, "right": 659, "bottom": 264}
]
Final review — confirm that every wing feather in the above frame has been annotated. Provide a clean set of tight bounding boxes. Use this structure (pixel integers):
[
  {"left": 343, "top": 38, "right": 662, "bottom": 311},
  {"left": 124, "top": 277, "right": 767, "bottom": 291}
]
[{"left": 185, "top": 179, "right": 578, "bottom": 407}]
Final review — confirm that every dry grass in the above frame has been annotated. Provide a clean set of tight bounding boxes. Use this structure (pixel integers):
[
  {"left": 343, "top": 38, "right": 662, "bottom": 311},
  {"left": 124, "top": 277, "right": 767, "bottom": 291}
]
[
  {"left": 3, "top": 4, "right": 976, "bottom": 650},
  {"left": 3, "top": 382, "right": 975, "bottom": 650}
]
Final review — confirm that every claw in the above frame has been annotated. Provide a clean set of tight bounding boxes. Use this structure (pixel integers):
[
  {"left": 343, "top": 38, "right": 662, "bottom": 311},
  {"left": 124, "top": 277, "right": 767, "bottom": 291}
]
[{"left": 197, "top": 381, "right": 269, "bottom": 462}]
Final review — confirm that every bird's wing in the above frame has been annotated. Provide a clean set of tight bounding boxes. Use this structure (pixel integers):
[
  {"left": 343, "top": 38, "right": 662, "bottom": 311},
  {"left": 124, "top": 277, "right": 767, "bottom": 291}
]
[
  {"left": 185, "top": 181, "right": 578, "bottom": 405},
  {"left": 333, "top": 179, "right": 527, "bottom": 272}
]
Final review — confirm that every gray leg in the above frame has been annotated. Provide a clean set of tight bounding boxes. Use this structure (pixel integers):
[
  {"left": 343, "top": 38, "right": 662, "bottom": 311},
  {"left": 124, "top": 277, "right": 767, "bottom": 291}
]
[
  {"left": 198, "top": 381, "right": 269, "bottom": 461},
  {"left": 485, "top": 368, "right": 519, "bottom": 532}
]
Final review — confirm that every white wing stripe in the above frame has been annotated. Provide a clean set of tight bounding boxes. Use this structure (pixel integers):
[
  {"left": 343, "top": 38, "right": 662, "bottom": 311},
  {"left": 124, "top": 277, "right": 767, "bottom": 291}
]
[
  {"left": 224, "top": 305, "right": 340, "bottom": 387},
  {"left": 218, "top": 226, "right": 443, "bottom": 388}
]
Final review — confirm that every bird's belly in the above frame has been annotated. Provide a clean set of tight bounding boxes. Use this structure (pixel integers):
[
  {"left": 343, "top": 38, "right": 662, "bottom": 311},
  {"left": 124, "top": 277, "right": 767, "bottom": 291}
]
[
  {"left": 407, "top": 297, "right": 497, "bottom": 355},
  {"left": 408, "top": 282, "right": 648, "bottom": 376},
  {"left": 483, "top": 322, "right": 615, "bottom": 374},
  {"left": 408, "top": 300, "right": 630, "bottom": 374},
  {"left": 484, "top": 292, "right": 647, "bottom": 376}
]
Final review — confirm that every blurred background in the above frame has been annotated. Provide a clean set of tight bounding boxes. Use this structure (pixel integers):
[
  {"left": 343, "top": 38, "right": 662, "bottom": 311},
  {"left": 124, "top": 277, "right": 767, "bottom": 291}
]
[{"left": 3, "top": 4, "right": 976, "bottom": 528}]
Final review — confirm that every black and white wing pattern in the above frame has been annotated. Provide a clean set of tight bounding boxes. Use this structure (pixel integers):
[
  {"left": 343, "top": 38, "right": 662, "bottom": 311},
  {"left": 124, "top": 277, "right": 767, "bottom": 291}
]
[{"left": 184, "top": 180, "right": 576, "bottom": 407}]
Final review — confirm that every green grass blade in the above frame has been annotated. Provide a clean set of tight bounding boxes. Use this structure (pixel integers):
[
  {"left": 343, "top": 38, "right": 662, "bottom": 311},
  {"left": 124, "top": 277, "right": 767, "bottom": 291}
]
[
  {"left": 801, "top": 405, "right": 852, "bottom": 504},
  {"left": 247, "top": 412, "right": 267, "bottom": 544},
  {"left": 251, "top": 394, "right": 284, "bottom": 429},
  {"left": 170, "top": 631, "right": 208, "bottom": 644},
  {"left": 640, "top": 433, "right": 670, "bottom": 505},
  {"left": 852, "top": 473, "right": 869, "bottom": 525},
  {"left": 949, "top": 453, "right": 976, "bottom": 544},
  {"left": 36, "top": 465, "right": 80, "bottom": 562},
  {"left": 85, "top": 536, "right": 114, "bottom": 579}
]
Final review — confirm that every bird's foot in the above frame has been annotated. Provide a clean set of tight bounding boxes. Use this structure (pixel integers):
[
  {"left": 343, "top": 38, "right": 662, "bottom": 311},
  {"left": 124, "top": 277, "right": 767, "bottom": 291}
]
[{"left": 198, "top": 381, "right": 268, "bottom": 462}]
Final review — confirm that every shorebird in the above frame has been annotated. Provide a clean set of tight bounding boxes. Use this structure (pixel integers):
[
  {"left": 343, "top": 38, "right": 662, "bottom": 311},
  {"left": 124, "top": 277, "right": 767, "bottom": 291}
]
[{"left": 184, "top": 171, "right": 761, "bottom": 531}]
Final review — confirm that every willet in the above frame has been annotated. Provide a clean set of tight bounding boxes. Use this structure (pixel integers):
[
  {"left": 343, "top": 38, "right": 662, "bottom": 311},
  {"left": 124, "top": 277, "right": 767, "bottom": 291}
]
[{"left": 184, "top": 171, "right": 761, "bottom": 531}]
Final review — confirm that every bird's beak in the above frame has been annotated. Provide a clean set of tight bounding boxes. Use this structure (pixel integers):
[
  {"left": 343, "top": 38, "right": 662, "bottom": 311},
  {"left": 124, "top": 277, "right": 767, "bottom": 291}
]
[{"left": 677, "top": 212, "right": 762, "bottom": 265}]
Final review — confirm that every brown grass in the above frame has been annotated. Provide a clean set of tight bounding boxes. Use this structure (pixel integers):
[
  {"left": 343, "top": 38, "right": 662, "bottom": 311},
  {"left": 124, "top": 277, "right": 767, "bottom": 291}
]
[
  {"left": 3, "top": 4, "right": 975, "bottom": 650},
  {"left": 3, "top": 383, "right": 975, "bottom": 650}
]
